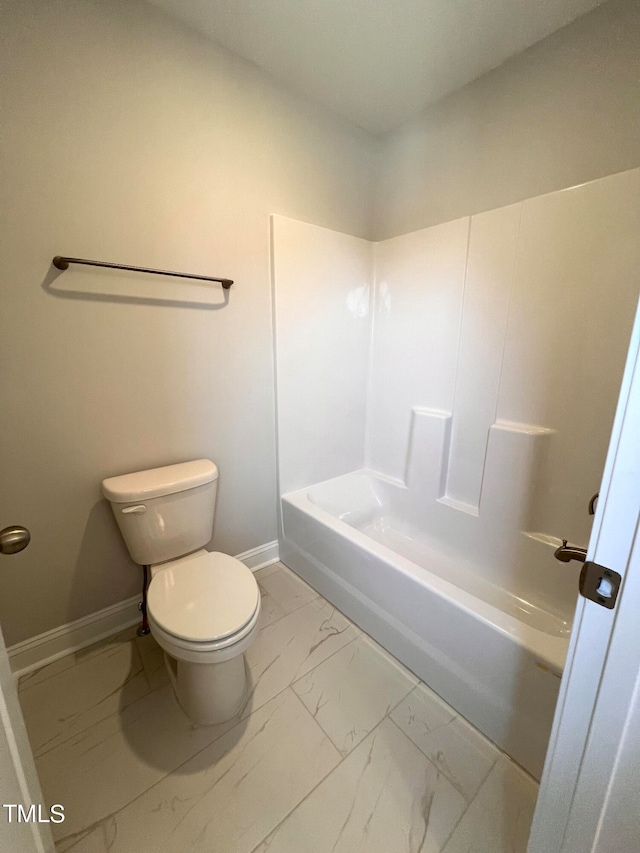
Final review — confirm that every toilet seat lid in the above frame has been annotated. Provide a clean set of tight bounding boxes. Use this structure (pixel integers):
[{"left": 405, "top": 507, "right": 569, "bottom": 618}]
[{"left": 147, "top": 551, "right": 259, "bottom": 643}]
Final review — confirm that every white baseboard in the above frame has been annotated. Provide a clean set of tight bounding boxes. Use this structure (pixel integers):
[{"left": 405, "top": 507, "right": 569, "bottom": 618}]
[
  {"left": 8, "top": 596, "right": 142, "bottom": 680},
  {"left": 235, "top": 539, "right": 280, "bottom": 572},
  {"left": 8, "top": 540, "right": 279, "bottom": 678}
]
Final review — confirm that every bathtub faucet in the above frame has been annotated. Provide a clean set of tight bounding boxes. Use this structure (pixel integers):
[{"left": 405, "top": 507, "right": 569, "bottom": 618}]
[{"left": 554, "top": 539, "right": 587, "bottom": 563}]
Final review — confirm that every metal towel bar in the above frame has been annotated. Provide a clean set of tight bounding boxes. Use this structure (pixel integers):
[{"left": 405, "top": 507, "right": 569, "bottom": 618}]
[{"left": 52, "top": 256, "right": 233, "bottom": 289}]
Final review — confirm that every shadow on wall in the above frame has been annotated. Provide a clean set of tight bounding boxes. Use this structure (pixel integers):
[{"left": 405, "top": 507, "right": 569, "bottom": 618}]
[
  {"left": 68, "top": 499, "right": 140, "bottom": 627},
  {"left": 39, "top": 256, "right": 233, "bottom": 631},
  {"left": 41, "top": 262, "right": 231, "bottom": 310}
]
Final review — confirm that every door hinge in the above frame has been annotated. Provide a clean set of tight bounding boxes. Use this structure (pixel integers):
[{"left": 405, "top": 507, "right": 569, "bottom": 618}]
[{"left": 579, "top": 561, "right": 622, "bottom": 610}]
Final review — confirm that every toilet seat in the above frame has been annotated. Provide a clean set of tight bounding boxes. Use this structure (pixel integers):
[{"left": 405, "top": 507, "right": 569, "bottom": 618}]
[
  {"left": 147, "top": 551, "right": 260, "bottom": 645},
  {"left": 147, "top": 602, "right": 260, "bottom": 665}
]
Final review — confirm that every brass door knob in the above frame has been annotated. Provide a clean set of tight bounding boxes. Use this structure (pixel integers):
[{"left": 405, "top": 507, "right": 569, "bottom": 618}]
[{"left": 0, "top": 526, "right": 31, "bottom": 555}]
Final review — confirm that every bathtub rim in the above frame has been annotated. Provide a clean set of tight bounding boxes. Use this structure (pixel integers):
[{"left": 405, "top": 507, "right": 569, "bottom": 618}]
[{"left": 282, "top": 481, "right": 570, "bottom": 675}]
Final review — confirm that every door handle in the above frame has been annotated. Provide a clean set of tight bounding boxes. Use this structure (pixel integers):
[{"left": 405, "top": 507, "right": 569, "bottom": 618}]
[{"left": 0, "top": 526, "right": 31, "bottom": 555}]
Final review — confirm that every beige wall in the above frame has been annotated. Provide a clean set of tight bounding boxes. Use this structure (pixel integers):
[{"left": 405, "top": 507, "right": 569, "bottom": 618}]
[
  {"left": 2, "top": 0, "right": 639, "bottom": 648},
  {"left": 373, "top": 0, "right": 640, "bottom": 239},
  {"left": 0, "top": 0, "right": 377, "bottom": 644}
]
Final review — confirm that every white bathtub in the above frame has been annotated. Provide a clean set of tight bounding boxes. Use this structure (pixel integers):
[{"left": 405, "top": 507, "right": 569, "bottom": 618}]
[{"left": 280, "top": 470, "right": 573, "bottom": 780}]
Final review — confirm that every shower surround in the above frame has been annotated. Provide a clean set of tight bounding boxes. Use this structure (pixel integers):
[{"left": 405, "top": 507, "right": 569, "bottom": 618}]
[{"left": 271, "top": 167, "right": 640, "bottom": 778}]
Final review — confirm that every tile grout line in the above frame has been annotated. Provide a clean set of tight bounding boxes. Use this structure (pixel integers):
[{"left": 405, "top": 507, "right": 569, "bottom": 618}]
[
  {"left": 246, "top": 696, "right": 480, "bottom": 853},
  {"left": 37, "top": 589, "right": 396, "bottom": 780},
  {"left": 383, "top": 700, "right": 515, "bottom": 849},
  {"left": 246, "top": 708, "right": 396, "bottom": 853},
  {"left": 384, "top": 714, "right": 467, "bottom": 790},
  {"left": 440, "top": 755, "right": 508, "bottom": 853},
  {"left": 31, "top": 673, "right": 165, "bottom": 762},
  {"left": 47, "top": 606, "right": 360, "bottom": 843},
  {"left": 245, "top": 636, "right": 448, "bottom": 851},
  {"left": 26, "top": 567, "right": 313, "bottom": 756},
  {"left": 24, "top": 563, "right": 293, "bottom": 695},
  {"left": 53, "top": 659, "right": 499, "bottom": 851},
  {"left": 53, "top": 685, "right": 251, "bottom": 848},
  {"left": 289, "top": 634, "right": 360, "bottom": 692},
  {"left": 384, "top": 710, "right": 501, "bottom": 808},
  {"left": 287, "top": 639, "right": 417, "bottom": 756},
  {"left": 241, "top": 630, "right": 361, "bottom": 726},
  {"left": 18, "top": 629, "right": 141, "bottom": 695},
  {"left": 383, "top": 713, "right": 476, "bottom": 851},
  {"left": 257, "top": 589, "right": 321, "bottom": 630},
  {"left": 59, "top": 686, "right": 342, "bottom": 852},
  {"left": 31, "top": 584, "right": 342, "bottom": 764},
  {"left": 40, "top": 567, "right": 512, "bottom": 852}
]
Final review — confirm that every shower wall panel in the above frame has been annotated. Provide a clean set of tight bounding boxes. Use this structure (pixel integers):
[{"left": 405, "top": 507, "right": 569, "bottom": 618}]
[
  {"left": 273, "top": 167, "right": 640, "bottom": 567},
  {"left": 271, "top": 216, "right": 374, "bottom": 495},
  {"left": 368, "top": 218, "right": 468, "bottom": 481},
  {"left": 366, "top": 168, "right": 640, "bottom": 555}
]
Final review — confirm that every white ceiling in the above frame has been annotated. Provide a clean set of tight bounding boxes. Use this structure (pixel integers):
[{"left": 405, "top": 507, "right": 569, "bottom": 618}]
[{"left": 148, "top": 0, "right": 606, "bottom": 135}]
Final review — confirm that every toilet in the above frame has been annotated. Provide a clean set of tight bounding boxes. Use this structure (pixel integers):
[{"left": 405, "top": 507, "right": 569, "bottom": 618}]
[{"left": 102, "top": 459, "right": 260, "bottom": 725}]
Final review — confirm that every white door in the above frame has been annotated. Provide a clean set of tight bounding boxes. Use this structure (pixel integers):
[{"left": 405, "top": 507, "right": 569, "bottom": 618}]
[
  {"left": 0, "top": 531, "right": 54, "bottom": 852},
  {"left": 529, "top": 296, "right": 640, "bottom": 852}
]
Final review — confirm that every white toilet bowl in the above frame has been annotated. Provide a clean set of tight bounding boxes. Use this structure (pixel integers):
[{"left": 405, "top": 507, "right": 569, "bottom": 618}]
[
  {"left": 146, "top": 549, "right": 261, "bottom": 725},
  {"left": 102, "top": 459, "right": 261, "bottom": 726}
]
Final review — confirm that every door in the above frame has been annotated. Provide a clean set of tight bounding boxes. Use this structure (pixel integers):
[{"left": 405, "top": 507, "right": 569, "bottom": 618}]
[
  {"left": 0, "top": 527, "right": 53, "bottom": 852},
  {"left": 529, "top": 295, "right": 640, "bottom": 852}
]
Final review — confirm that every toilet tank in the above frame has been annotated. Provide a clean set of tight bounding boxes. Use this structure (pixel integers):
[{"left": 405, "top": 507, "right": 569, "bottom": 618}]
[{"left": 102, "top": 460, "right": 218, "bottom": 566}]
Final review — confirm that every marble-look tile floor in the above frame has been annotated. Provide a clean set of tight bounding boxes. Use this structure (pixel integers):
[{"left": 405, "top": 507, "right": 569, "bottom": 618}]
[{"left": 18, "top": 562, "right": 538, "bottom": 853}]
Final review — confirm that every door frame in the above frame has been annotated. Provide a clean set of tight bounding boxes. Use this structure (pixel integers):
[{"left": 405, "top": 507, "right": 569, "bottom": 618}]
[
  {"left": 529, "top": 295, "right": 640, "bottom": 851},
  {"left": 0, "top": 620, "right": 54, "bottom": 852}
]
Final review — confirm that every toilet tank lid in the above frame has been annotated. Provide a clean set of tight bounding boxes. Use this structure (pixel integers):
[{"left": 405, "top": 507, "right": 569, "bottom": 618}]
[{"left": 102, "top": 459, "right": 218, "bottom": 503}]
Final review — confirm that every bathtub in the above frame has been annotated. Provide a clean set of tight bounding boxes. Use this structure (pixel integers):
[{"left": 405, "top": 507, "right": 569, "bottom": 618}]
[{"left": 280, "top": 470, "right": 572, "bottom": 780}]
